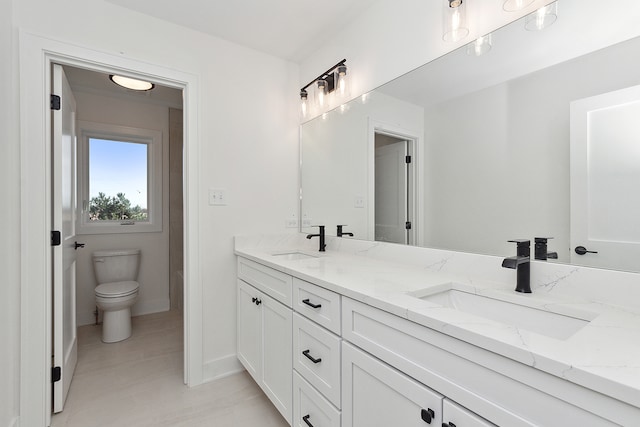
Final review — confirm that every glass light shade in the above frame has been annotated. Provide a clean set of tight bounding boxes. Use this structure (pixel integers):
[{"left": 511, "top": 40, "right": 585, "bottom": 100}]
[
  {"left": 316, "top": 80, "right": 327, "bottom": 108},
  {"left": 503, "top": 0, "right": 535, "bottom": 12},
  {"left": 109, "top": 75, "right": 154, "bottom": 91},
  {"left": 335, "top": 65, "right": 350, "bottom": 99},
  {"left": 442, "top": 0, "right": 469, "bottom": 43},
  {"left": 466, "top": 34, "right": 492, "bottom": 56},
  {"left": 300, "top": 90, "right": 309, "bottom": 119},
  {"left": 525, "top": 2, "right": 558, "bottom": 31}
]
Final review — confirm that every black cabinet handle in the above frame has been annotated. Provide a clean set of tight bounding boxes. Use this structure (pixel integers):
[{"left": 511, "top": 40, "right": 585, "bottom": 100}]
[
  {"left": 302, "top": 298, "right": 322, "bottom": 309},
  {"left": 255, "top": 298, "right": 262, "bottom": 306},
  {"left": 421, "top": 408, "right": 435, "bottom": 424},
  {"left": 302, "top": 349, "right": 322, "bottom": 364},
  {"left": 302, "top": 415, "right": 314, "bottom": 427},
  {"left": 251, "top": 297, "right": 257, "bottom": 303},
  {"left": 442, "top": 423, "right": 456, "bottom": 427},
  {"left": 575, "top": 246, "right": 598, "bottom": 255},
  {"left": 74, "top": 241, "right": 85, "bottom": 250}
]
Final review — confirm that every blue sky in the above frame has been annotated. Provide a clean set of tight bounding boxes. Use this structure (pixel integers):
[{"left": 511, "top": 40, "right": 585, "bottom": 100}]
[{"left": 89, "top": 138, "right": 147, "bottom": 208}]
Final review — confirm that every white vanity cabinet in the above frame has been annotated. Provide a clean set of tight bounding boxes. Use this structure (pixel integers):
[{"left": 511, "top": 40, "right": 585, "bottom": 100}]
[{"left": 237, "top": 258, "right": 293, "bottom": 425}]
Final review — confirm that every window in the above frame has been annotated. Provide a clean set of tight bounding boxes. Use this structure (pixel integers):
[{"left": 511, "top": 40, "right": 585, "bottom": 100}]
[{"left": 78, "top": 121, "right": 162, "bottom": 234}]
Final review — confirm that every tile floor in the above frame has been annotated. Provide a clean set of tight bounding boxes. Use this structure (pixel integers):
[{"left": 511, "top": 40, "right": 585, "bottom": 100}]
[{"left": 52, "top": 310, "right": 289, "bottom": 427}]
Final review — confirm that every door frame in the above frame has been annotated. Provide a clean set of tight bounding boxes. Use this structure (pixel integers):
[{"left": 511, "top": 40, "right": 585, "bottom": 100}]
[
  {"left": 19, "top": 31, "right": 203, "bottom": 427},
  {"left": 367, "top": 119, "right": 424, "bottom": 246}
]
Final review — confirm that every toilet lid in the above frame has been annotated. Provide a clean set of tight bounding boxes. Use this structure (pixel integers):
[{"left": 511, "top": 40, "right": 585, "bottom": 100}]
[{"left": 95, "top": 281, "right": 139, "bottom": 297}]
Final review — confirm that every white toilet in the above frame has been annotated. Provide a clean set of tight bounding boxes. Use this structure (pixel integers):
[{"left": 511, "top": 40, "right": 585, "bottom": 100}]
[{"left": 92, "top": 249, "right": 141, "bottom": 343}]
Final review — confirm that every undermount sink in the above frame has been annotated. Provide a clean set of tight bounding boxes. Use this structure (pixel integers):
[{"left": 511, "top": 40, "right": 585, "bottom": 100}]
[
  {"left": 271, "top": 251, "right": 317, "bottom": 261},
  {"left": 415, "top": 287, "right": 596, "bottom": 340}
]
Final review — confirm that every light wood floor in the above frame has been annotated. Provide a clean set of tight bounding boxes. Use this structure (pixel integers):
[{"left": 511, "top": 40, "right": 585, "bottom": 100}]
[{"left": 52, "top": 310, "right": 289, "bottom": 427}]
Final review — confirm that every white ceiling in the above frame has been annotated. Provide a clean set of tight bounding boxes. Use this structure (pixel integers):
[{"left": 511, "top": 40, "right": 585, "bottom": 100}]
[{"left": 105, "top": 0, "right": 380, "bottom": 62}]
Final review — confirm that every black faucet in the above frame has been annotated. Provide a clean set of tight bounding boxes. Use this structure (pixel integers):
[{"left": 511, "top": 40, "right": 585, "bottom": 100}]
[
  {"left": 337, "top": 225, "right": 354, "bottom": 237},
  {"left": 502, "top": 239, "right": 531, "bottom": 293},
  {"left": 534, "top": 237, "right": 558, "bottom": 261},
  {"left": 306, "top": 225, "right": 326, "bottom": 252}
]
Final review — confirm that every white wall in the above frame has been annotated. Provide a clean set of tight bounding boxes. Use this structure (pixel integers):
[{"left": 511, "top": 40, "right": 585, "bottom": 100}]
[
  {"left": 301, "top": 92, "right": 423, "bottom": 239},
  {"left": 423, "top": 35, "right": 640, "bottom": 261},
  {"left": 7, "top": 0, "right": 299, "bottom": 423},
  {"left": 1, "top": 0, "right": 20, "bottom": 423},
  {"left": 72, "top": 90, "right": 172, "bottom": 326}
]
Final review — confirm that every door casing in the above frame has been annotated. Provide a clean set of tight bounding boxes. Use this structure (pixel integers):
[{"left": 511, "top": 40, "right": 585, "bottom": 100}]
[{"left": 19, "top": 31, "right": 203, "bottom": 427}]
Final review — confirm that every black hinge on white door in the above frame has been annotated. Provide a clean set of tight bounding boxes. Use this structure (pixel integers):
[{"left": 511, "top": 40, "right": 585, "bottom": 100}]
[
  {"left": 405, "top": 155, "right": 412, "bottom": 164},
  {"left": 405, "top": 221, "right": 412, "bottom": 230},
  {"left": 51, "top": 366, "right": 61, "bottom": 383},
  {"left": 51, "top": 231, "right": 61, "bottom": 246},
  {"left": 50, "top": 94, "right": 61, "bottom": 110}
]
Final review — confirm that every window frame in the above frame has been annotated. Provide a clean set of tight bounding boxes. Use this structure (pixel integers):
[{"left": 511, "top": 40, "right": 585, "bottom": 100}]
[{"left": 77, "top": 120, "right": 163, "bottom": 234}]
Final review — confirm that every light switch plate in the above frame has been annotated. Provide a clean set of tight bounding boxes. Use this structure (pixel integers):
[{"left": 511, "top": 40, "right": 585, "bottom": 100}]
[
  {"left": 209, "top": 188, "right": 227, "bottom": 206},
  {"left": 354, "top": 195, "right": 365, "bottom": 208}
]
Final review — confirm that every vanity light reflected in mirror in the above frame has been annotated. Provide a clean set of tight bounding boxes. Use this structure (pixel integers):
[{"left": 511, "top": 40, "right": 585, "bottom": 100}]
[
  {"left": 503, "top": 0, "right": 535, "bottom": 12},
  {"left": 443, "top": 0, "right": 469, "bottom": 42},
  {"left": 525, "top": 2, "right": 558, "bottom": 31},
  {"left": 466, "top": 33, "right": 492, "bottom": 56}
]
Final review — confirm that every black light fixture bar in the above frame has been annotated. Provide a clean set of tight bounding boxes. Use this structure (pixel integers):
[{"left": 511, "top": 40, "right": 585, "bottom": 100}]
[{"left": 300, "top": 59, "right": 347, "bottom": 94}]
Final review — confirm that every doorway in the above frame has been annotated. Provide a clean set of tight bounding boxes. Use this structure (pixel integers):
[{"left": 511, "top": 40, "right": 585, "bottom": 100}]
[
  {"left": 19, "top": 33, "right": 203, "bottom": 427},
  {"left": 369, "top": 121, "right": 423, "bottom": 246},
  {"left": 51, "top": 63, "right": 185, "bottom": 414}
]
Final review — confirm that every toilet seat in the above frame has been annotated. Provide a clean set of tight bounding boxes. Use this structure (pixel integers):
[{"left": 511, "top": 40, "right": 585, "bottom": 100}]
[{"left": 95, "top": 281, "right": 139, "bottom": 298}]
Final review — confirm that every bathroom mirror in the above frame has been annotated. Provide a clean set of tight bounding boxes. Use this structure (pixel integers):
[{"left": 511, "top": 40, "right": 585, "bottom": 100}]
[{"left": 300, "top": 0, "right": 640, "bottom": 272}]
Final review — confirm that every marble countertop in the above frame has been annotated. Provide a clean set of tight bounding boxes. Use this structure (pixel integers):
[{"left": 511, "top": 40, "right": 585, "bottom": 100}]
[{"left": 235, "top": 236, "right": 640, "bottom": 409}]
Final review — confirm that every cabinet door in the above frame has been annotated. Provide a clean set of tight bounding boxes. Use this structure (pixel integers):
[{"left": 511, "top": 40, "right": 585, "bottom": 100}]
[
  {"left": 237, "top": 279, "right": 262, "bottom": 381},
  {"left": 443, "top": 399, "right": 495, "bottom": 427},
  {"left": 262, "top": 292, "right": 293, "bottom": 424},
  {"left": 342, "top": 342, "right": 443, "bottom": 427}
]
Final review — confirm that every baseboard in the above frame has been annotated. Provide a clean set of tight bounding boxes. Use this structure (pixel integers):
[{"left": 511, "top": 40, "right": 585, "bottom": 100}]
[
  {"left": 202, "top": 354, "right": 244, "bottom": 383},
  {"left": 132, "top": 297, "right": 171, "bottom": 317}
]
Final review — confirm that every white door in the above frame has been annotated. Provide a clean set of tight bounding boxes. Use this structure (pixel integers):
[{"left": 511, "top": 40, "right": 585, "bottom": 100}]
[
  {"left": 52, "top": 64, "right": 79, "bottom": 412},
  {"left": 342, "top": 342, "right": 443, "bottom": 427},
  {"left": 375, "top": 140, "right": 408, "bottom": 244},
  {"left": 262, "top": 293, "right": 293, "bottom": 424},
  {"left": 570, "top": 84, "right": 640, "bottom": 271}
]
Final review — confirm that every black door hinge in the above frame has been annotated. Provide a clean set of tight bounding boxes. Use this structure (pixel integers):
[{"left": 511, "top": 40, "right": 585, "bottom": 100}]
[
  {"left": 405, "top": 221, "right": 412, "bottom": 230},
  {"left": 51, "top": 231, "right": 61, "bottom": 246},
  {"left": 405, "top": 155, "right": 412, "bottom": 164},
  {"left": 52, "top": 366, "right": 61, "bottom": 383},
  {"left": 50, "top": 95, "right": 61, "bottom": 110}
]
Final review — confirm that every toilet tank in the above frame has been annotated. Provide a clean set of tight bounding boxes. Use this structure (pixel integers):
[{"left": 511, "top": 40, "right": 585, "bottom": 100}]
[{"left": 92, "top": 249, "right": 141, "bottom": 284}]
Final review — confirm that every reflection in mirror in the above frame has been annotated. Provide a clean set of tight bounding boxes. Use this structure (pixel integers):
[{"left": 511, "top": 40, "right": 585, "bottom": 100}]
[{"left": 300, "top": 0, "right": 640, "bottom": 272}]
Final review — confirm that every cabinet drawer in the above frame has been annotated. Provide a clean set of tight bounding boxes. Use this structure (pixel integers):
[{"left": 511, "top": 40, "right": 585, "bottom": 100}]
[
  {"left": 293, "top": 313, "right": 341, "bottom": 408},
  {"left": 443, "top": 399, "right": 495, "bottom": 427},
  {"left": 238, "top": 257, "right": 292, "bottom": 307},
  {"left": 293, "top": 372, "right": 341, "bottom": 427},
  {"left": 293, "top": 278, "right": 341, "bottom": 335}
]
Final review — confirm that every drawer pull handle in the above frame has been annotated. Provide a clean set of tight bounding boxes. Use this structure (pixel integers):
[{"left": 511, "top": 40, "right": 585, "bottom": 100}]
[
  {"left": 302, "top": 298, "right": 322, "bottom": 309},
  {"left": 442, "top": 423, "right": 456, "bottom": 427},
  {"left": 421, "top": 408, "right": 435, "bottom": 424},
  {"left": 302, "top": 415, "right": 314, "bottom": 427},
  {"left": 302, "top": 349, "right": 322, "bottom": 364}
]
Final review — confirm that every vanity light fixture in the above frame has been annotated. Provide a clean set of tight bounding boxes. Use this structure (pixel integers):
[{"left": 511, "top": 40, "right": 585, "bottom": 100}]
[
  {"left": 443, "top": 0, "right": 469, "bottom": 43},
  {"left": 467, "top": 33, "right": 492, "bottom": 56},
  {"left": 503, "top": 0, "right": 535, "bottom": 12},
  {"left": 109, "top": 74, "right": 155, "bottom": 91},
  {"left": 299, "top": 59, "right": 348, "bottom": 114},
  {"left": 525, "top": 2, "right": 558, "bottom": 31}
]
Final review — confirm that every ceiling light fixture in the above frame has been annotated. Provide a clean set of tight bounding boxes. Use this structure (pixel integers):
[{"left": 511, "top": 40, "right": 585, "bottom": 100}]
[
  {"left": 525, "top": 2, "right": 558, "bottom": 31},
  {"left": 109, "top": 75, "right": 155, "bottom": 91},
  {"left": 299, "top": 59, "right": 348, "bottom": 118},
  {"left": 443, "top": 0, "right": 469, "bottom": 43},
  {"left": 503, "top": 0, "right": 535, "bottom": 12}
]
